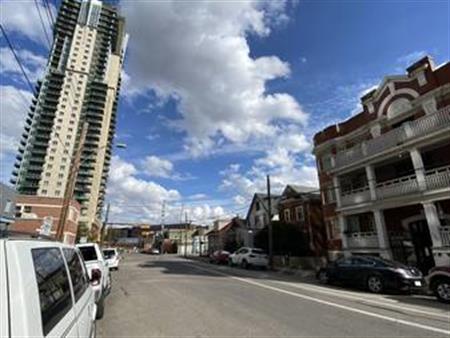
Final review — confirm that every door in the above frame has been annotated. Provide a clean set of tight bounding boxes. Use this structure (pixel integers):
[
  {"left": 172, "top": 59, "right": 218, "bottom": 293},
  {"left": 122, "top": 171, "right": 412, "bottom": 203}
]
[
  {"left": 64, "top": 248, "right": 95, "bottom": 338},
  {"left": 409, "top": 220, "right": 435, "bottom": 274},
  {"left": 333, "top": 257, "right": 354, "bottom": 284}
]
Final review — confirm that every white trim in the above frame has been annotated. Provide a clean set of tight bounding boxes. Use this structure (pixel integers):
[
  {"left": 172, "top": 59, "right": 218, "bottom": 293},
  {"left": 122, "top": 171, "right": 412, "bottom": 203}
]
[{"left": 377, "top": 88, "right": 419, "bottom": 118}]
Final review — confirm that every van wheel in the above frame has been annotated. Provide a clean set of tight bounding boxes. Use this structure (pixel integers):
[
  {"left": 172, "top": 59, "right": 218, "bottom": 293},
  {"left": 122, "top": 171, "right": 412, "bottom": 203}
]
[
  {"left": 432, "top": 277, "right": 450, "bottom": 303},
  {"left": 96, "top": 295, "right": 105, "bottom": 320}
]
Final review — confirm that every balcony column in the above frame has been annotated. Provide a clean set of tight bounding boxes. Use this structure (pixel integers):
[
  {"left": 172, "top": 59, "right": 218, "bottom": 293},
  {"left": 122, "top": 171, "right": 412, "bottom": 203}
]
[
  {"left": 333, "top": 176, "right": 342, "bottom": 208},
  {"left": 422, "top": 202, "right": 443, "bottom": 248},
  {"left": 338, "top": 214, "right": 350, "bottom": 257},
  {"left": 409, "top": 148, "right": 427, "bottom": 191},
  {"left": 365, "top": 165, "right": 377, "bottom": 200},
  {"left": 373, "top": 209, "right": 392, "bottom": 259}
]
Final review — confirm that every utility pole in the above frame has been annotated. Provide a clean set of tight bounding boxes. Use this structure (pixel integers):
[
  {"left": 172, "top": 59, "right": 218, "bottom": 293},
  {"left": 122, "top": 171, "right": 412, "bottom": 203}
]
[
  {"left": 160, "top": 200, "right": 166, "bottom": 254},
  {"left": 100, "top": 202, "right": 110, "bottom": 245},
  {"left": 56, "top": 122, "right": 88, "bottom": 242},
  {"left": 267, "top": 175, "right": 273, "bottom": 269},
  {"left": 184, "top": 211, "right": 188, "bottom": 258}
]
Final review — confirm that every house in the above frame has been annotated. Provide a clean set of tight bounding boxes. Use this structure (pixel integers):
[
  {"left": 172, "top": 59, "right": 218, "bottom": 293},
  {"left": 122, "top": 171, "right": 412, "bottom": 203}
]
[
  {"left": 313, "top": 56, "right": 450, "bottom": 272},
  {"left": 207, "top": 217, "right": 248, "bottom": 253},
  {"left": 278, "top": 185, "right": 327, "bottom": 256},
  {"left": 246, "top": 193, "right": 280, "bottom": 230},
  {"left": 191, "top": 225, "right": 210, "bottom": 256}
]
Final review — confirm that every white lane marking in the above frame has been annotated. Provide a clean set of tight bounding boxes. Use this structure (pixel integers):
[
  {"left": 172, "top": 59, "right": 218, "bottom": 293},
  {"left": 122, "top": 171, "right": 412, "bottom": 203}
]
[
  {"left": 187, "top": 263, "right": 450, "bottom": 336},
  {"left": 274, "top": 280, "right": 450, "bottom": 319}
]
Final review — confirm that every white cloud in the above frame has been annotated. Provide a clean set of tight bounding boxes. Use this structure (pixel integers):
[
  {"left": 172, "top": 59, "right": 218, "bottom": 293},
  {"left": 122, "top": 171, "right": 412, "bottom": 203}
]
[
  {"left": 0, "top": 0, "right": 55, "bottom": 45},
  {"left": 0, "top": 47, "right": 47, "bottom": 83},
  {"left": 0, "top": 85, "right": 32, "bottom": 158},
  {"left": 396, "top": 50, "right": 427, "bottom": 68},
  {"left": 106, "top": 156, "right": 181, "bottom": 222},
  {"left": 141, "top": 155, "right": 174, "bottom": 178},
  {"left": 121, "top": 0, "right": 307, "bottom": 157}
]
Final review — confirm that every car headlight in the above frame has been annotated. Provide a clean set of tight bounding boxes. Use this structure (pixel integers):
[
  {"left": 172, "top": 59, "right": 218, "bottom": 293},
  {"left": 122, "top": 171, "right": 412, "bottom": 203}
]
[{"left": 395, "top": 268, "right": 412, "bottom": 278}]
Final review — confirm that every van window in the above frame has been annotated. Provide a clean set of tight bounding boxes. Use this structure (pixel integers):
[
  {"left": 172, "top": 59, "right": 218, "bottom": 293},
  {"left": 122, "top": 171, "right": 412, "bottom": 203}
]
[
  {"left": 32, "top": 248, "right": 73, "bottom": 336},
  {"left": 79, "top": 246, "right": 98, "bottom": 261},
  {"left": 103, "top": 249, "right": 116, "bottom": 259},
  {"left": 63, "top": 248, "right": 89, "bottom": 302}
]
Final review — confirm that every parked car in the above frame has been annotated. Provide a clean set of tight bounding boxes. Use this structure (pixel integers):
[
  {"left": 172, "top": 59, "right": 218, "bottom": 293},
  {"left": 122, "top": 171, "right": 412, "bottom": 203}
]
[
  {"left": 317, "top": 256, "right": 424, "bottom": 293},
  {"left": 1, "top": 234, "right": 97, "bottom": 337},
  {"left": 229, "top": 247, "right": 268, "bottom": 269},
  {"left": 77, "top": 243, "right": 111, "bottom": 319},
  {"left": 209, "top": 250, "right": 230, "bottom": 264},
  {"left": 426, "top": 266, "right": 450, "bottom": 303},
  {"left": 103, "top": 247, "right": 120, "bottom": 270}
]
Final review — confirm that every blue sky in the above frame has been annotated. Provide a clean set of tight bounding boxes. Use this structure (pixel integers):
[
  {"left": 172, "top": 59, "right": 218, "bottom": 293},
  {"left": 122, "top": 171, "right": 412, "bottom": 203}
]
[{"left": 1, "top": 0, "right": 449, "bottom": 224}]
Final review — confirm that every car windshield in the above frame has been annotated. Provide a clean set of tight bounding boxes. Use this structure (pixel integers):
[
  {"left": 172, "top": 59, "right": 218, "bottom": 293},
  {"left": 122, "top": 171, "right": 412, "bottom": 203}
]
[
  {"left": 103, "top": 250, "right": 116, "bottom": 259},
  {"left": 79, "top": 246, "right": 97, "bottom": 261}
]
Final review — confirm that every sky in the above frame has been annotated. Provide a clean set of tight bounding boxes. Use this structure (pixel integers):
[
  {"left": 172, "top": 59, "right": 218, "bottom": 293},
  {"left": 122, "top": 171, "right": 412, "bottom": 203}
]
[{"left": 1, "top": 0, "right": 449, "bottom": 224}]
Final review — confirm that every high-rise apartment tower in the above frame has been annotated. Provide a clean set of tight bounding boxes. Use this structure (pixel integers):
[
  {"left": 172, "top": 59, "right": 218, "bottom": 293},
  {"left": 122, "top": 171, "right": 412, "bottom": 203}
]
[{"left": 11, "top": 0, "right": 128, "bottom": 232}]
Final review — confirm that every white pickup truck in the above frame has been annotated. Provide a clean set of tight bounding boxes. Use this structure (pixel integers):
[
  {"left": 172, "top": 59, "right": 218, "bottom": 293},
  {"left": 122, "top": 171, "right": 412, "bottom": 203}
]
[
  {"left": 1, "top": 235, "right": 97, "bottom": 337},
  {"left": 77, "top": 243, "right": 111, "bottom": 319}
]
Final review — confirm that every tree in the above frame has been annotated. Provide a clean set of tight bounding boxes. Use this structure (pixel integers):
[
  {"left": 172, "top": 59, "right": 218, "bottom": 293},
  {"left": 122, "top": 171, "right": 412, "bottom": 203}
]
[{"left": 254, "top": 221, "right": 311, "bottom": 256}]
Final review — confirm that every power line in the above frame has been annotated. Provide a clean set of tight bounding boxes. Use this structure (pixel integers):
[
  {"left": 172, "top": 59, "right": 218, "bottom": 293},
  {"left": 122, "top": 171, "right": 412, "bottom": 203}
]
[
  {"left": 33, "top": 0, "right": 52, "bottom": 49},
  {"left": 43, "top": 0, "right": 55, "bottom": 27},
  {"left": 0, "top": 24, "right": 36, "bottom": 95}
]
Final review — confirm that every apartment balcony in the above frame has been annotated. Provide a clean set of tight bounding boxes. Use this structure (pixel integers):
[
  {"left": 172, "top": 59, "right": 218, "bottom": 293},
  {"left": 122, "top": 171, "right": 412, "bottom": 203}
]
[
  {"left": 376, "top": 174, "right": 419, "bottom": 199},
  {"left": 441, "top": 226, "right": 450, "bottom": 247},
  {"left": 334, "top": 106, "right": 450, "bottom": 170},
  {"left": 346, "top": 231, "right": 379, "bottom": 248},
  {"left": 341, "top": 187, "right": 371, "bottom": 206},
  {"left": 424, "top": 165, "right": 450, "bottom": 191}
]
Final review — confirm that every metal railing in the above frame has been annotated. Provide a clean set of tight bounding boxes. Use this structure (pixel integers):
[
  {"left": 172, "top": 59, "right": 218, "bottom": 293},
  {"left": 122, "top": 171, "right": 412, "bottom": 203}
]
[
  {"left": 440, "top": 226, "right": 450, "bottom": 247},
  {"left": 346, "top": 231, "right": 379, "bottom": 248},
  {"left": 333, "top": 105, "right": 450, "bottom": 169},
  {"left": 425, "top": 165, "right": 450, "bottom": 191},
  {"left": 341, "top": 186, "right": 371, "bottom": 206},
  {"left": 375, "top": 174, "right": 419, "bottom": 199}
]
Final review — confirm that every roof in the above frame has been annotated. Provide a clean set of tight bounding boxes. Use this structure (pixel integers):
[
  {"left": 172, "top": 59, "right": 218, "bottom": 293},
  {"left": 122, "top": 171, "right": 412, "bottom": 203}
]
[
  {"left": 245, "top": 193, "right": 281, "bottom": 222},
  {"left": 287, "top": 185, "right": 319, "bottom": 194}
]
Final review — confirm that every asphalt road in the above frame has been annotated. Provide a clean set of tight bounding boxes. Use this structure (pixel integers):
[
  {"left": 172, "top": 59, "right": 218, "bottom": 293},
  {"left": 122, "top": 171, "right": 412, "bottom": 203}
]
[{"left": 98, "top": 253, "right": 450, "bottom": 337}]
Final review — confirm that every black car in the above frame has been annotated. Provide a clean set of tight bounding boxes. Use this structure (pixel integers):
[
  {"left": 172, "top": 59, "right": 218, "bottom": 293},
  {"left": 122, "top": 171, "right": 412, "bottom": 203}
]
[{"left": 317, "top": 256, "right": 424, "bottom": 293}]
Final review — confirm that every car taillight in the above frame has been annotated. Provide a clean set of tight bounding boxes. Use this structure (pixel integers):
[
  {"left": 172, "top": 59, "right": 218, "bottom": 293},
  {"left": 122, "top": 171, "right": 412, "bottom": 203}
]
[{"left": 91, "top": 268, "right": 102, "bottom": 286}]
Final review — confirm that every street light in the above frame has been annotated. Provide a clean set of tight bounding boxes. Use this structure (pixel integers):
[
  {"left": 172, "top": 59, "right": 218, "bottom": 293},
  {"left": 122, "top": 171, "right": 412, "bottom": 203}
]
[{"left": 55, "top": 122, "right": 126, "bottom": 242}]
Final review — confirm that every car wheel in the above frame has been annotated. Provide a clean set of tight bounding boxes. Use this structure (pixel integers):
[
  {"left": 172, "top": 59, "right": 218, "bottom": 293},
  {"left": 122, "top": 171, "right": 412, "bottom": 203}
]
[
  {"left": 318, "top": 270, "right": 329, "bottom": 284},
  {"left": 367, "top": 275, "right": 383, "bottom": 293},
  {"left": 433, "top": 278, "right": 450, "bottom": 303},
  {"left": 241, "top": 259, "right": 249, "bottom": 269},
  {"left": 96, "top": 295, "right": 105, "bottom": 320}
]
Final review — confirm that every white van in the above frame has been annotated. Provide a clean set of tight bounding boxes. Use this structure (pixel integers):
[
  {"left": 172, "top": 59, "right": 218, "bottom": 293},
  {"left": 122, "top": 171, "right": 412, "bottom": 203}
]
[{"left": 0, "top": 235, "right": 97, "bottom": 337}]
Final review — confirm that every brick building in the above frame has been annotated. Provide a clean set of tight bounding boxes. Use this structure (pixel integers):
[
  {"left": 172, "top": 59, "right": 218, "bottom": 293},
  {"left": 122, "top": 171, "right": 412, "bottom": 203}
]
[
  {"left": 313, "top": 56, "right": 450, "bottom": 272},
  {"left": 278, "top": 185, "right": 327, "bottom": 256},
  {"left": 12, "top": 195, "right": 80, "bottom": 244}
]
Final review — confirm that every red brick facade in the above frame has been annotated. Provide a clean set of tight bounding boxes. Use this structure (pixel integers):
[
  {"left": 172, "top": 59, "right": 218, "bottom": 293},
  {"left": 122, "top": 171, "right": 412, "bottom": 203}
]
[{"left": 12, "top": 195, "right": 80, "bottom": 244}]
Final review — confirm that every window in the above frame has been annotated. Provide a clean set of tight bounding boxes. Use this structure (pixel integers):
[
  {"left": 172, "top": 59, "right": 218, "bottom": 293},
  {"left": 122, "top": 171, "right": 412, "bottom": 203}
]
[
  {"left": 325, "top": 186, "right": 336, "bottom": 204},
  {"left": 79, "top": 246, "right": 98, "bottom": 261},
  {"left": 46, "top": 172, "right": 51, "bottom": 177},
  {"left": 255, "top": 202, "right": 260, "bottom": 211},
  {"left": 55, "top": 190, "right": 61, "bottom": 195},
  {"left": 59, "top": 173, "right": 64, "bottom": 178},
  {"left": 32, "top": 248, "right": 73, "bottom": 336},
  {"left": 43, "top": 181, "right": 49, "bottom": 186},
  {"left": 60, "top": 165, "right": 66, "bottom": 170},
  {"left": 57, "top": 182, "right": 62, "bottom": 187},
  {"left": 63, "top": 248, "right": 89, "bottom": 302},
  {"left": 41, "top": 190, "right": 47, "bottom": 194},
  {"left": 295, "top": 206, "right": 305, "bottom": 222},
  {"left": 284, "top": 209, "right": 291, "bottom": 222},
  {"left": 4, "top": 200, "right": 12, "bottom": 213}
]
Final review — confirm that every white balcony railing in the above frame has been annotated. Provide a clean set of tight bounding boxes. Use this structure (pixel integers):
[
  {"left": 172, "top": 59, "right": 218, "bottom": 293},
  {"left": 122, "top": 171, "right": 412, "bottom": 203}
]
[
  {"left": 440, "top": 226, "right": 450, "bottom": 247},
  {"left": 346, "top": 231, "right": 379, "bottom": 248},
  {"left": 341, "top": 186, "right": 371, "bottom": 206},
  {"left": 375, "top": 174, "right": 419, "bottom": 199},
  {"left": 333, "top": 105, "right": 450, "bottom": 169},
  {"left": 425, "top": 165, "right": 450, "bottom": 191}
]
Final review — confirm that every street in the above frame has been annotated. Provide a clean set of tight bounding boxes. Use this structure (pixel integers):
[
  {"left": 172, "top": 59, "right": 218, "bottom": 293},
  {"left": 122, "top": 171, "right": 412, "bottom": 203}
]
[{"left": 99, "top": 254, "right": 450, "bottom": 337}]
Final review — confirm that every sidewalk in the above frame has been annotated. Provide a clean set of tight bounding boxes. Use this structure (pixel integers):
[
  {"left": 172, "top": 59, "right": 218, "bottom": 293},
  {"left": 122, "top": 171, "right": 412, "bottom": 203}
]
[{"left": 184, "top": 255, "right": 317, "bottom": 280}]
